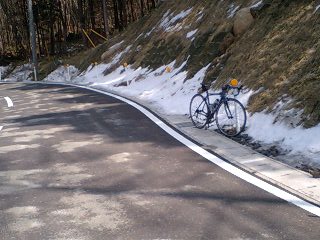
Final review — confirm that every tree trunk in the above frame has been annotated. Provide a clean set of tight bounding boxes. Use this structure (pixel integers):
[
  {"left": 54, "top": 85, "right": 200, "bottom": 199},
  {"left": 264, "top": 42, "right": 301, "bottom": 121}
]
[
  {"left": 140, "top": 0, "right": 145, "bottom": 17},
  {"left": 77, "top": 0, "right": 87, "bottom": 46},
  {"left": 113, "top": 0, "right": 120, "bottom": 30},
  {"left": 88, "top": 0, "right": 96, "bottom": 30},
  {"left": 49, "top": 1, "right": 55, "bottom": 55},
  {"left": 102, "top": 0, "right": 109, "bottom": 36}
]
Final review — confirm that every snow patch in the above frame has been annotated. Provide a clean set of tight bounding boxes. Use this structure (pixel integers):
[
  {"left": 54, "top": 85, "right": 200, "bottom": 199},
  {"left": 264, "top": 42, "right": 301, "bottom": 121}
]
[
  {"left": 43, "top": 65, "right": 79, "bottom": 82},
  {"left": 109, "top": 45, "right": 132, "bottom": 66},
  {"left": 246, "top": 112, "right": 320, "bottom": 164},
  {"left": 145, "top": 26, "right": 157, "bottom": 37},
  {"left": 196, "top": 10, "right": 204, "bottom": 22},
  {"left": 2, "top": 64, "right": 32, "bottom": 82},
  {"left": 186, "top": 29, "right": 198, "bottom": 39},
  {"left": 159, "top": 8, "right": 193, "bottom": 32},
  {"left": 227, "top": 4, "right": 240, "bottom": 18},
  {"left": 135, "top": 33, "right": 143, "bottom": 41},
  {"left": 250, "top": 0, "right": 264, "bottom": 9},
  {"left": 0, "top": 65, "right": 9, "bottom": 79}
]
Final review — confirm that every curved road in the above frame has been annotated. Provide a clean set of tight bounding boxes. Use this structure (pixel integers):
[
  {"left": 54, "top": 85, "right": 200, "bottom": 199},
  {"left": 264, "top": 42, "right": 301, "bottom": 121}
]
[{"left": 0, "top": 83, "right": 319, "bottom": 239}]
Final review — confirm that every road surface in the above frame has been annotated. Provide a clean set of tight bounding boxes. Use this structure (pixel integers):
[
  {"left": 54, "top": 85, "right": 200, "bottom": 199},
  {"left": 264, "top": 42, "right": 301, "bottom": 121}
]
[{"left": 0, "top": 83, "right": 319, "bottom": 239}]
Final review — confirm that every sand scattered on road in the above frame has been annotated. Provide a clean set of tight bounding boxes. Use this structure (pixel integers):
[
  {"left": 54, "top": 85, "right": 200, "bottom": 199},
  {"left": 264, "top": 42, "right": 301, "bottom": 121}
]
[
  {"left": 53, "top": 192, "right": 129, "bottom": 232},
  {"left": 52, "top": 135, "right": 103, "bottom": 153},
  {"left": 108, "top": 152, "right": 132, "bottom": 163},
  {"left": 47, "top": 163, "right": 92, "bottom": 187},
  {"left": 4, "top": 206, "right": 44, "bottom": 233}
]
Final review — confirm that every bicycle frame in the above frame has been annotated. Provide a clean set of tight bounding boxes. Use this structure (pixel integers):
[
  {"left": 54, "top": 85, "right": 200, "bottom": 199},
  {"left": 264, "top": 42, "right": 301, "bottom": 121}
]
[{"left": 202, "top": 90, "right": 228, "bottom": 121}]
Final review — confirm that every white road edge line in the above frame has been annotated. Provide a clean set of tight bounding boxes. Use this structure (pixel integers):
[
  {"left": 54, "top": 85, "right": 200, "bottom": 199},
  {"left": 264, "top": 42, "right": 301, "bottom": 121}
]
[
  {"left": 4, "top": 96, "right": 13, "bottom": 107},
  {"left": 45, "top": 82, "right": 320, "bottom": 217}
]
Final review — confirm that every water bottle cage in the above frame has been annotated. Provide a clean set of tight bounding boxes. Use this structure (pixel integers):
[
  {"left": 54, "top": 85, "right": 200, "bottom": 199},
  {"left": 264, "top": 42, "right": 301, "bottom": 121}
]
[{"left": 210, "top": 101, "right": 219, "bottom": 112}]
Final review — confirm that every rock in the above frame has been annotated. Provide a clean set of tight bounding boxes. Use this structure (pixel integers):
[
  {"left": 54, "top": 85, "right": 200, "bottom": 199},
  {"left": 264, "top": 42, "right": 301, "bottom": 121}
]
[
  {"left": 259, "top": 149, "right": 269, "bottom": 156},
  {"left": 297, "top": 164, "right": 320, "bottom": 178},
  {"left": 233, "top": 8, "right": 254, "bottom": 36},
  {"left": 115, "top": 81, "right": 130, "bottom": 87},
  {"left": 268, "top": 145, "right": 280, "bottom": 157},
  {"left": 251, "top": 142, "right": 261, "bottom": 150}
]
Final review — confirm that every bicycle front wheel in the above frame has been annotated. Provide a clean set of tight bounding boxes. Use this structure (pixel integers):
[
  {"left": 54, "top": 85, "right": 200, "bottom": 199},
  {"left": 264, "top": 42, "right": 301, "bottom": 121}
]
[
  {"left": 189, "top": 94, "right": 209, "bottom": 129},
  {"left": 215, "top": 98, "right": 246, "bottom": 137}
]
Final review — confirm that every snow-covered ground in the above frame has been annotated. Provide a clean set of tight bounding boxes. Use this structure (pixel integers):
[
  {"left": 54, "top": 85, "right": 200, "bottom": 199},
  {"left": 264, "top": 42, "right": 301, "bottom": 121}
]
[
  {"left": 0, "top": 64, "right": 33, "bottom": 82},
  {"left": 0, "top": 65, "right": 9, "bottom": 79}
]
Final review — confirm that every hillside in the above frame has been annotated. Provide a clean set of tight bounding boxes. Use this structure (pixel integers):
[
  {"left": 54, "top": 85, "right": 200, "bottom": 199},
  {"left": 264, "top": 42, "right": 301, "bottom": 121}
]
[{"left": 2, "top": 0, "right": 320, "bottom": 168}]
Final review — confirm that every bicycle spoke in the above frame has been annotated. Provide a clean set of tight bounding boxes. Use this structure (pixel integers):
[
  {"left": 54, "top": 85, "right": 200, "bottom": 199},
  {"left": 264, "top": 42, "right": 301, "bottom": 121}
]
[
  {"left": 216, "top": 98, "right": 246, "bottom": 137},
  {"left": 189, "top": 94, "right": 209, "bottom": 129}
]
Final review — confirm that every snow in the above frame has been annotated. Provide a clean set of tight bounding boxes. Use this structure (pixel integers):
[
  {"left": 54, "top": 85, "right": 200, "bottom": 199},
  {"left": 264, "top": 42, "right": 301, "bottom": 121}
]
[
  {"left": 230, "top": 89, "right": 320, "bottom": 166},
  {"left": 314, "top": 4, "right": 320, "bottom": 13},
  {"left": 250, "top": 0, "right": 264, "bottom": 9},
  {"left": 0, "top": 66, "right": 9, "bottom": 80},
  {"left": 186, "top": 29, "right": 198, "bottom": 39},
  {"left": 109, "top": 45, "right": 132, "bottom": 66},
  {"left": 1, "top": 64, "right": 32, "bottom": 82},
  {"left": 196, "top": 9, "right": 204, "bottom": 22},
  {"left": 135, "top": 33, "right": 143, "bottom": 41},
  {"left": 246, "top": 112, "right": 320, "bottom": 165},
  {"left": 159, "top": 8, "right": 193, "bottom": 32},
  {"left": 71, "top": 59, "right": 210, "bottom": 115},
  {"left": 227, "top": 4, "right": 240, "bottom": 18},
  {"left": 43, "top": 65, "right": 79, "bottom": 82},
  {"left": 0, "top": 66, "right": 9, "bottom": 73},
  {"left": 145, "top": 26, "right": 156, "bottom": 37}
]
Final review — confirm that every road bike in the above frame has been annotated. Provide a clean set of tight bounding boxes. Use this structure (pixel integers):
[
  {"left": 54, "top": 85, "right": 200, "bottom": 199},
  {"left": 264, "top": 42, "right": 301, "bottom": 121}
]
[{"left": 189, "top": 81, "right": 247, "bottom": 137}]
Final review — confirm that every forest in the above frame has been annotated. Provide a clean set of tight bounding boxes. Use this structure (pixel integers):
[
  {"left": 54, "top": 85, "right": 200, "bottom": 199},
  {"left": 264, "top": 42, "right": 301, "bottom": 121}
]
[{"left": 0, "top": 0, "right": 159, "bottom": 61}]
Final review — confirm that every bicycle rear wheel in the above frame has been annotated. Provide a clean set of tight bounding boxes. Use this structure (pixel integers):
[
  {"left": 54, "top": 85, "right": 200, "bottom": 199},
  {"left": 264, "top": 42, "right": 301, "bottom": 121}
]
[
  {"left": 215, "top": 98, "right": 246, "bottom": 137},
  {"left": 189, "top": 94, "right": 209, "bottom": 129}
]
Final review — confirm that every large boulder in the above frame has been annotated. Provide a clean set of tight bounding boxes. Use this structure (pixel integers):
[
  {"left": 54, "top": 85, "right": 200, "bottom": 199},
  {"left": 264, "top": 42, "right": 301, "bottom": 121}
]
[{"left": 233, "top": 8, "right": 254, "bottom": 36}]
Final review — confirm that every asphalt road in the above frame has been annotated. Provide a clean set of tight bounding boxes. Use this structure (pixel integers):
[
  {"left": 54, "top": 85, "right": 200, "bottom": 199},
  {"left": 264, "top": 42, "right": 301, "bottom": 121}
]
[{"left": 0, "top": 83, "right": 319, "bottom": 240}]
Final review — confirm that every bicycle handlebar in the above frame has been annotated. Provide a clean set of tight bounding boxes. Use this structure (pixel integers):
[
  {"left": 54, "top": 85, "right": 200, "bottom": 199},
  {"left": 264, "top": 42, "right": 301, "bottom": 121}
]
[
  {"left": 200, "top": 83, "right": 243, "bottom": 96},
  {"left": 222, "top": 84, "right": 243, "bottom": 96}
]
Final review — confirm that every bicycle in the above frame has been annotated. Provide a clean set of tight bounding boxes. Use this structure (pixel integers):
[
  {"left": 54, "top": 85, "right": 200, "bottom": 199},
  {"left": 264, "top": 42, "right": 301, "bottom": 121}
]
[{"left": 189, "top": 80, "right": 247, "bottom": 137}]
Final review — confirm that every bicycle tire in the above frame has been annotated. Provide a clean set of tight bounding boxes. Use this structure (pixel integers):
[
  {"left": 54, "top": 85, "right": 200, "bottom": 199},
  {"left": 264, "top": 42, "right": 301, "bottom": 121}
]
[
  {"left": 215, "top": 98, "right": 247, "bottom": 137},
  {"left": 189, "top": 94, "right": 209, "bottom": 129}
]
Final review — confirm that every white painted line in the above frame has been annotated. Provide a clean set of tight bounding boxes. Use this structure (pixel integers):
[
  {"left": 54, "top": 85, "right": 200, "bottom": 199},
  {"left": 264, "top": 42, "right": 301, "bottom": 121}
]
[
  {"left": 42, "top": 82, "right": 320, "bottom": 217},
  {"left": 4, "top": 97, "right": 13, "bottom": 108},
  {"left": 0, "top": 126, "right": 3, "bottom": 131}
]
